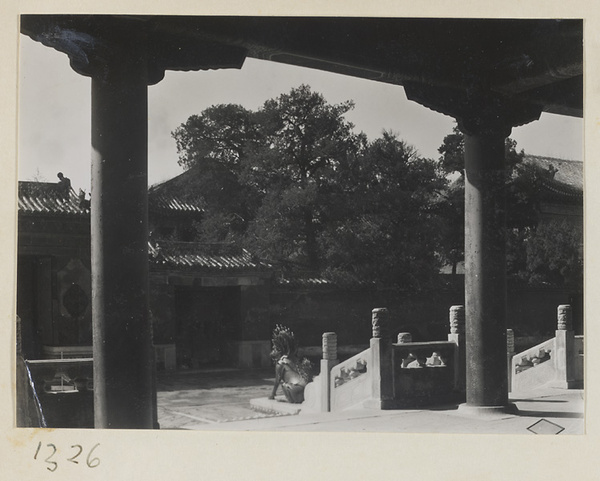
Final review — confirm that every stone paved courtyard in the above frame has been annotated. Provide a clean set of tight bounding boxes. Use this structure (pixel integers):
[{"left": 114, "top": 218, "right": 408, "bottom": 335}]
[{"left": 156, "top": 368, "right": 289, "bottom": 429}]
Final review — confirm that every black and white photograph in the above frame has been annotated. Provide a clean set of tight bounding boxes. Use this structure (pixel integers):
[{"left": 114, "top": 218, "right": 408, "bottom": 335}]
[{"left": 1, "top": 5, "right": 597, "bottom": 480}]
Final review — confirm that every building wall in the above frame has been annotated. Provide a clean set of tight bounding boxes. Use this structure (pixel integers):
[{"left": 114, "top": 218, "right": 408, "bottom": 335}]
[
  {"left": 148, "top": 273, "right": 272, "bottom": 368},
  {"left": 17, "top": 253, "right": 92, "bottom": 356},
  {"left": 538, "top": 201, "right": 583, "bottom": 230},
  {"left": 149, "top": 282, "right": 176, "bottom": 344},
  {"left": 53, "top": 256, "right": 92, "bottom": 346},
  {"left": 240, "top": 284, "right": 272, "bottom": 341}
]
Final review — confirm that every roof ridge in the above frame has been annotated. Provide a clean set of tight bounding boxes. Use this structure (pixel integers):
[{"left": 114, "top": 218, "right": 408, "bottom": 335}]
[
  {"left": 523, "top": 153, "right": 582, "bottom": 164},
  {"left": 18, "top": 182, "right": 90, "bottom": 216},
  {"left": 148, "top": 239, "right": 272, "bottom": 271}
]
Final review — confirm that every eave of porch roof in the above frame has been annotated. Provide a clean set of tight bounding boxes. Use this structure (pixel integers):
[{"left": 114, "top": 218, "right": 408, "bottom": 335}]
[{"left": 20, "top": 16, "right": 582, "bottom": 118}]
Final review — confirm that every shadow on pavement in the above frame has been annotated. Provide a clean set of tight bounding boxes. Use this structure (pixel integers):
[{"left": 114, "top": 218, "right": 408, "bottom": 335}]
[{"left": 515, "top": 409, "right": 583, "bottom": 419}]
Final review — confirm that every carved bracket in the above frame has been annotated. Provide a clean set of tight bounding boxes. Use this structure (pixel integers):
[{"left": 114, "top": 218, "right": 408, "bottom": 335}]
[
  {"left": 22, "top": 16, "right": 247, "bottom": 86},
  {"left": 404, "top": 82, "right": 543, "bottom": 137}
]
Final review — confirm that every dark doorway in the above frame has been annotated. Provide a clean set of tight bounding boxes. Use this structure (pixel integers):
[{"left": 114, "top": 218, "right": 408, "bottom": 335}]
[{"left": 174, "top": 286, "right": 241, "bottom": 368}]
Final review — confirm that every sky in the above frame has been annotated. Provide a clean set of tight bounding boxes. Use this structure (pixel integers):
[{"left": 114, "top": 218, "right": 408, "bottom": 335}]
[{"left": 18, "top": 35, "right": 583, "bottom": 194}]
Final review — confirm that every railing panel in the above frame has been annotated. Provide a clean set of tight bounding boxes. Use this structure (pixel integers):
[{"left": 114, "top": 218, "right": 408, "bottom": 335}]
[
  {"left": 20, "top": 358, "right": 94, "bottom": 428},
  {"left": 329, "top": 348, "right": 371, "bottom": 411},
  {"left": 511, "top": 338, "right": 554, "bottom": 376},
  {"left": 392, "top": 341, "right": 459, "bottom": 406}
]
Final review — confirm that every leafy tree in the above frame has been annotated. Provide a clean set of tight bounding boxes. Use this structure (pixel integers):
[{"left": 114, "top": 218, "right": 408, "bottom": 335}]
[
  {"left": 245, "top": 182, "right": 321, "bottom": 269},
  {"left": 437, "top": 177, "right": 464, "bottom": 275},
  {"left": 438, "top": 126, "right": 465, "bottom": 175},
  {"left": 172, "top": 105, "right": 263, "bottom": 242},
  {"left": 524, "top": 220, "right": 583, "bottom": 288},
  {"left": 319, "top": 131, "right": 447, "bottom": 290},
  {"left": 256, "top": 84, "right": 361, "bottom": 183},
  {"left": 173, "top": 104, "right": 261, "bottom": 169},
  {"left": 437, "top": 125, "right": 540, "bottom": 275},
  {"left": 506, "top": 227, "right": 531, "bottom": 280},
  {"left": 437, "top": 125, "right": 583, "bottom": 289},
  {"left": 243, "top": 85, "right": 365, "bottom": 269},
  {"left": 172, "top": 86, "right": 447, "bottom": 291}
]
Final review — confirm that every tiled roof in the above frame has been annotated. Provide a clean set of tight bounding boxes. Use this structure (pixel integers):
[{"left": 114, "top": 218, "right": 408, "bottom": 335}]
[
  {"left": 276, "top": 277, "right": 333, "bottom": 287},
  {"left": 274, "top": 274, "right": 376, "bottom": 288},
  {"left": 18, "top": 181, "right": 90, "bottom": 216},
  {"left": 18, "top": 180, "right": 203, "bottom": 216},
  {"left": 523, "top": 155, "right": 582, "bottom": 190},
  {"left": 148, "top": 240, "right": 272, "bottom": 271},
  {"left": 523, "top": 155, "right": 583, "bottom": 201},
  {"left": 148, "top": 193, "right": 204, "bottom": 214},
  {"left": 148, "top": 167, "right": 205, "bottom": 215}
]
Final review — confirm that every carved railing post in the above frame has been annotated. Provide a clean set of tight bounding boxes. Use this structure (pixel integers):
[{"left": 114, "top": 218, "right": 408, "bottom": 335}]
[
  {"left": 448, "top": 305, "right": 465, "bottom": 338},
  {"left": 371, "top": 307, "right": 389, "bottom": 339},
  {"left": 448, "top": 305, "right": 466, "bottom": 393},
  {"left": 553, "top": 304, "right": 577, "bottom": 388},
  {"left": 506, "top": 328, "right": 515, "bottom": 392},
  {"left": 323, "top": 332, "right": 337, "bottom": 360},
  {"left": 366, "top": 308, "right": 394, "bottom": 409},
  {"left": 557, "top": 304, "right": 573, "bottom": 331},
  {"left": 320, "top": 332, "right": 338, "bottom": 411}
]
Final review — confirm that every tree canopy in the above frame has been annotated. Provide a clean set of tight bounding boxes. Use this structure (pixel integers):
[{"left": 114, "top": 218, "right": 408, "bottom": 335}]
[
  {"left": 437, "top": 125, "right": 540, "bottom": 274},
  {"left": 319, "top": 131, "right": 447, "bottom": 289},
  {"left": 437, "top": 125, "right": 582, "bottom": 289},
  {"left": 169, "top": 88, "right": 582, "bottom": 292},
  {"left": 171, "top": 85, "right": 447, "bottom": 291}
]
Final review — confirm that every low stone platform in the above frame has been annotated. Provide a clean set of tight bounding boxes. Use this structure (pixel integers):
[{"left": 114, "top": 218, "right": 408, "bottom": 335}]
[{"left": 250, "top": 397, "right": 302, "bottom": 416}]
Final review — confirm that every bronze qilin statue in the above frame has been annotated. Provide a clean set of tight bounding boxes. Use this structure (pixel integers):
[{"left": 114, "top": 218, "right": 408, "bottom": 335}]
[{"left": 269, "top": 325, "right": 313, "bottom": 404}]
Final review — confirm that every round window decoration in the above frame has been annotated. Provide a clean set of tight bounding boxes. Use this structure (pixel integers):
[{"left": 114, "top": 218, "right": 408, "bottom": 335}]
[{"left": 63, "top": 283, "right": 89, "bottom": 318}]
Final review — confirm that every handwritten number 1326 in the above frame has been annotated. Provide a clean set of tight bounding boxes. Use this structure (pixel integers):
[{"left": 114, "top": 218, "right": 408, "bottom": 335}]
[{"left": 34, "top": 442, "right": 100, "bottom": 471}]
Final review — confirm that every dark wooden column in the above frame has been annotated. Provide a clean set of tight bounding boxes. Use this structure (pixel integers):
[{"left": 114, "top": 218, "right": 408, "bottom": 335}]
[
  {"left": 20, "top": 16, "right": 247, "bottom": 429},
  {"left": 463, "top": 129, "right": 508, "bottom": 408},
  {"left": 405, "top": 84, "right": 542, "bottom": 413},
  {"left": 90, "top": 34, "right": 154, "bottom": 429}
]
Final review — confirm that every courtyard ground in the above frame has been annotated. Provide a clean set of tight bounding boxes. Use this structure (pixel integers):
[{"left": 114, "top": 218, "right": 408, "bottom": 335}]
[
  {"left": 156, "top": 367, "right": 584, "bottom": 434},
  {"left": 156, "top": 367, "right": 280, "bottom": 429}
]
